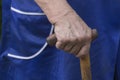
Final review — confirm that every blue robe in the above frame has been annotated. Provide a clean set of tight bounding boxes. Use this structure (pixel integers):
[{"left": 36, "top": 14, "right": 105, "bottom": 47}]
[{"left": 1, "top": 0, "right": 120, "bottom": 80}]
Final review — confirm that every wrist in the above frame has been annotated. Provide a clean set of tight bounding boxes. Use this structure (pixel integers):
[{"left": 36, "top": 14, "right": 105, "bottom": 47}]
[
  {"left": 50, "top": 10, "right": 76, "bottom": 24},
  {"left": 35, "top": 0, "right": 75, "bottom": 24}
]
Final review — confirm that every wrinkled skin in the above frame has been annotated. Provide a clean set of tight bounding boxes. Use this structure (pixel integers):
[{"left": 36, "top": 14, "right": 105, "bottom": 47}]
[{"left": 54, "top": 11, "right": 92, "bottom": 58}]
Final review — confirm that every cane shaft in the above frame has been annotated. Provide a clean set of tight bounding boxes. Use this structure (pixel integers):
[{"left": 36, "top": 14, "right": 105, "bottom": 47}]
[{"left": 80, "top": 54, "right": 91, "bottom": 80}]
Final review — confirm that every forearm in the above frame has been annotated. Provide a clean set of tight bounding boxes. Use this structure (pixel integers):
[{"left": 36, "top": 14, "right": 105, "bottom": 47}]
[{"left": 35, "top": 0, "right": 75, "bottom": 24}]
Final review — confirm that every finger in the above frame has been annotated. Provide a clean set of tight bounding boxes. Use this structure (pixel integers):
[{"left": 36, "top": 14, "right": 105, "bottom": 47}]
[
  {"left": 56, "top": 41, "right": 66, "bottom": 50},
  {"left": 63, "top": 43, "right": 74, "bottom": 52},
  {"left": 69, "top": 44, "right": 83, "bottom": 55},
  {"left": 76, "top": 44, "right": 91, "bottom": 58}
]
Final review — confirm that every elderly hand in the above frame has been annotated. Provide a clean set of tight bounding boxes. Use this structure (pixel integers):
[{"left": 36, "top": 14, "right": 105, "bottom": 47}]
[
  {"left": 35, "top": 0, "right": 97, "bottom": 58},
  {"left": 53, "top": 11, "right": 93, "bottom": 58}
]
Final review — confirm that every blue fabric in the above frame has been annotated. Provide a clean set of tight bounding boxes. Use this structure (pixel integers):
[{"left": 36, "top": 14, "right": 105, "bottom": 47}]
[
  {"left": 0, "top": 0, "right": 120, "bottom": 80},
  {"left": 0, "top": 0, "right": 11, "bottom": 54},
  {"left": 115, "top": 40, "right": 120, "bottom": 80}
]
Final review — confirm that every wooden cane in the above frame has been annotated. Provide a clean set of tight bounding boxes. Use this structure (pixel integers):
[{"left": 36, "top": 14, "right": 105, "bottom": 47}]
[{"left": 47, "top": 29, "right": 98, "bottom": 80}]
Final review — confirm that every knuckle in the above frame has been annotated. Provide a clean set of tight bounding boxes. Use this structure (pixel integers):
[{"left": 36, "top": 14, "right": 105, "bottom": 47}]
[
  {"left": 66, "top": 39, "right": 72, "bottom": 42},
  {"left": 78, "top": 34, "right": 92, "bottom": 43},
  {"left": 64, "top": 38, "right": 70, "bottom": 42},
  {"left": 87, "top": 31, "right": 92, "bottom": 38},
  {"left": 55, "top": 44, "right": 61, "bottom": 49},
  {"left": 55, "top": 42, "right": 63, "bottom": 49},
  {"left": 59, "top": 39, "right": 68, "bottom": 44},
  {"left": 76, "top": 36, "right": 81, "bottom": 41},
  {"left": 77, "top": 36, "right": 84, "bottom": 42},
  {"left": 58, "top": 38, "right": 65, "bottom": 42},
  {"left": 86, "top": 34, "right": 92, "bottom": 41},
  {"left": 66, "top": 38, "right": 76, "bottom": 43},
  {"left": 70, "top": 38, "right": 77, "bottom": 42},
  {"left": 88, "top": 34, "right": 92, "bottom": 39},
  {"left": 87, "top": 29, "right": 92, "bottom": 39}
]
